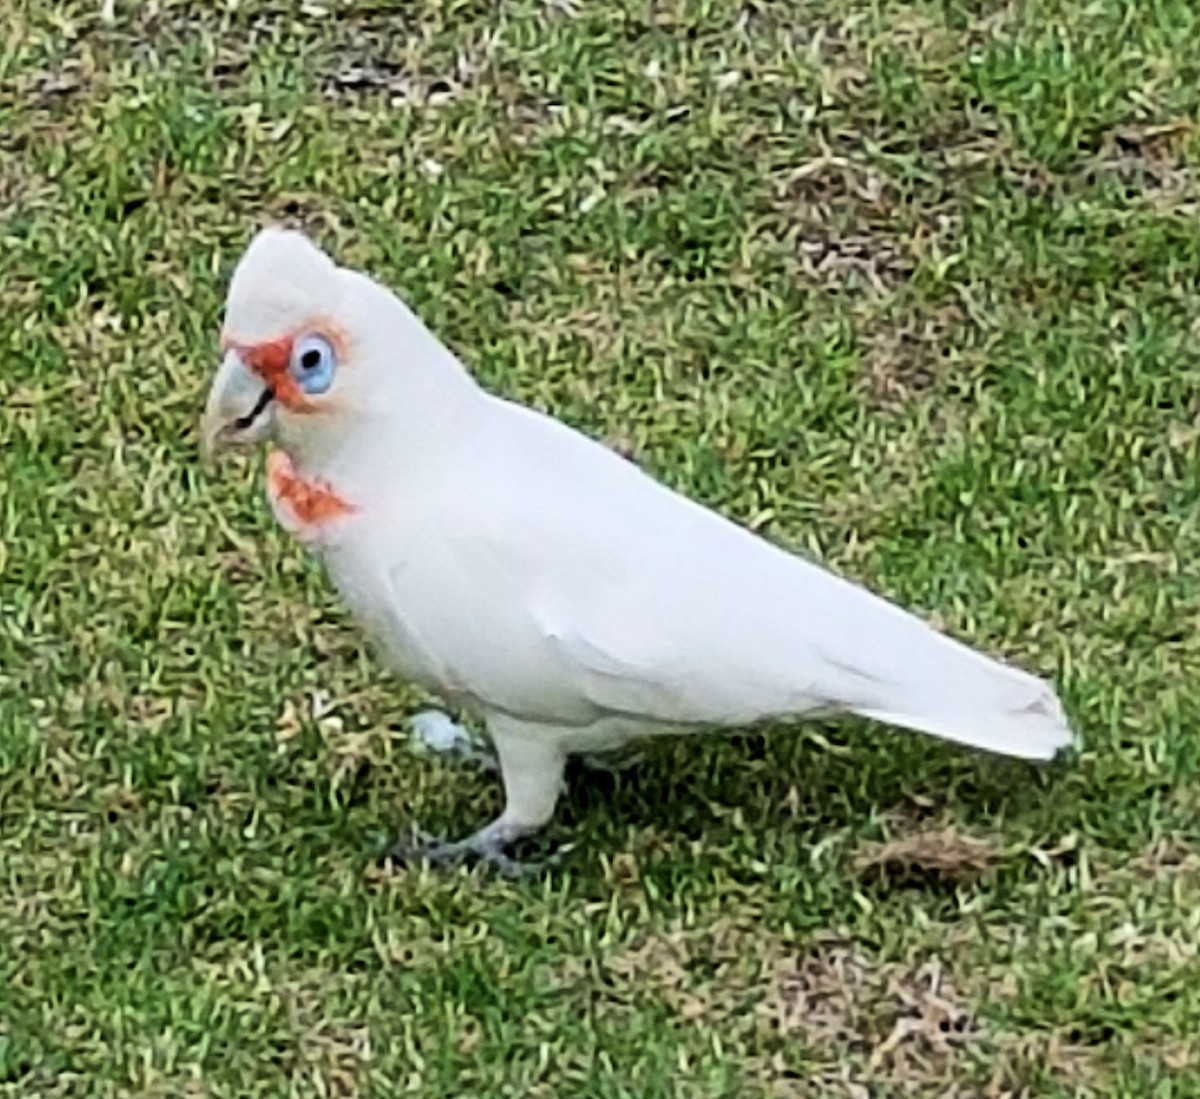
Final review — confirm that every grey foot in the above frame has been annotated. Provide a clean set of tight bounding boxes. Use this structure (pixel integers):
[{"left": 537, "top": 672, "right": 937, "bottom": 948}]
[
  {"left": 387, "top": 821, "right": 566, "bottom": 878},
  {"left": 409, "top": 710, "right": 499, "bottom": 773}
]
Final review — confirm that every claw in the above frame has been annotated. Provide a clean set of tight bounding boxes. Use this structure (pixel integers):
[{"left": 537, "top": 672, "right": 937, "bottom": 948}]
[{"left": 386, "top": 825, "right": 567, "bottom": 878}]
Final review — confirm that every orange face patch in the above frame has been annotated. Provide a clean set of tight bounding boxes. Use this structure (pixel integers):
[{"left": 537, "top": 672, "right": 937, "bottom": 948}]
[
  {"left": 266, "top": 449, "right": 356, "bottom": 528},
  {"left": 221, "top": 322, "right": 350, "bottom": 413},
  {"left": 242, "top": 336, "right": 307, "bottom": 411}
]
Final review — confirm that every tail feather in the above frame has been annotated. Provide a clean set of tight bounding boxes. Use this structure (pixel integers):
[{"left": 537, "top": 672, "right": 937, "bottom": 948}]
[
  {"left": 856, "top": 700, "right": 1074, "bottom": 760},
  {"left": 811, "top": 586, "right": 1077, "bottom": 761},
  {"left": 852, "top": 667, "right": 1075, "bottom": 761}
]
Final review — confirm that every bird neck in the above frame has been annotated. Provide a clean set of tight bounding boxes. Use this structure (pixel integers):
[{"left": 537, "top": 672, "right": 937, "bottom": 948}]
[{"left": 280, "top": 374, "right": 486, "bottom": 505}]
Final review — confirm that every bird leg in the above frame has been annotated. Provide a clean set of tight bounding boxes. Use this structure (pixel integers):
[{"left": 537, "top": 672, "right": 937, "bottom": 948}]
[{"left": 390, "top": 717, "right": 568, "bottom": 876}]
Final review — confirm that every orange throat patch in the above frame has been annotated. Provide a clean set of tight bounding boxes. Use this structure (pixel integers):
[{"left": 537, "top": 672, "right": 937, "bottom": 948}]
[{"left": 266, "top": 449, "right": 357, "bottom": 528}]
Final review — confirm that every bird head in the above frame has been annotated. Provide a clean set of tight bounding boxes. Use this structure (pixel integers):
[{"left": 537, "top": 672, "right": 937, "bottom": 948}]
[{"left": 202, "top": 227, "right": 478, "bottom": 475}]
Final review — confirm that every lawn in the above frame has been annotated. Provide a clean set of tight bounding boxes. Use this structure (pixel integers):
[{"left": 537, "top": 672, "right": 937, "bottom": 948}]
[{"left": 3, "top": 0, "right": 1200, "bottom": 1095}]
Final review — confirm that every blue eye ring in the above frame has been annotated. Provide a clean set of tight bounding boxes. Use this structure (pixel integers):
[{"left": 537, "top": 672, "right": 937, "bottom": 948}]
[{"left": 290, "top": 332, "right": 337, "bottom": 395}]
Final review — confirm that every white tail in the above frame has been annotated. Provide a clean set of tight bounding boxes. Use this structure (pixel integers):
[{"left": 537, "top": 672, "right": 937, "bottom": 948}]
[
  {"left": 847, "top": 637, "right": 1075, "bottom": 761},
  {"left": 856, "top": 694, "right": 1073, "bottom": 760}
]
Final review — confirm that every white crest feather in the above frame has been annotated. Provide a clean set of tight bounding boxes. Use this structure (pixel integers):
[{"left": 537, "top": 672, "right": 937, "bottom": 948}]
[{"left": 223, "top": 227, "right": 340, "bottom": 344}]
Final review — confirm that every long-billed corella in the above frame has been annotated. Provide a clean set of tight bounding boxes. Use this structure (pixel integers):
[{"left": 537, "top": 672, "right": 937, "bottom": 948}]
[{"left": 201, "top": 227, "right": 1075, "bottom": 874}]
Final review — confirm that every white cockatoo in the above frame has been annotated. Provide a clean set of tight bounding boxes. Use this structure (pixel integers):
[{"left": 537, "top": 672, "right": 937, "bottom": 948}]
[{"left": 202, "top": 227, "right": 1074, "bottom": 873}]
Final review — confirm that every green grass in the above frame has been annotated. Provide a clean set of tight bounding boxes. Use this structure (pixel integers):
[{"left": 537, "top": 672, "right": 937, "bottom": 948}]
[{"left": 2, "top": 0, "right": 1200, "bottom": 1094}]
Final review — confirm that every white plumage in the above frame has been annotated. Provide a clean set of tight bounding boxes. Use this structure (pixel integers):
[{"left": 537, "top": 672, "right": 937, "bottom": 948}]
[{"left": 203, "top": 228, "right": 1074, "bottom": 871}]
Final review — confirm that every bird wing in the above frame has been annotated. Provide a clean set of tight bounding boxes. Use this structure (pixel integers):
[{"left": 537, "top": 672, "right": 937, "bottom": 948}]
[{"left": 409, "top": 398, "right": 1073, "bottom": 759}]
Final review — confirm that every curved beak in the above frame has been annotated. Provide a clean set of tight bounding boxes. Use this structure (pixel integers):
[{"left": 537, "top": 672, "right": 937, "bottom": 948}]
[{"left": 201, "top": 349, "right": 276, "bottom": 462}]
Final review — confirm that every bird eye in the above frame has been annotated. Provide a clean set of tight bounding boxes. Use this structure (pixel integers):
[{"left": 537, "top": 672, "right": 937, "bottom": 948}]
[{"left": 290, "top": 333, "right": 336, "bottom": 395}]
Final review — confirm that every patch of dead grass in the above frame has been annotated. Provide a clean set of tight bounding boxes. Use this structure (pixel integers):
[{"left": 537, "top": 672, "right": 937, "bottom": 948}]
[
  {"left": 853, "top": 823, "right": 1001, "bottom": 884},
  {"left": 794, "top": 230, "right": 918, "bottom": 294},
  {"left": 317, "top": 19, "right": 504, "bottom": 109},
  {"left": 760, "top": 156, "right": 958, "bottom": 296},
  {"left": 599, "top": 924, "right": 1107, "bottom": 1097},
  {"left": 606, "top": 921, "right": 766, "bottom": 1024},
  {"left": 764, "top": 942, "right": 982, "bottom": 1073},
  {"left": 859, "top": 300, "right": 971, "bottom": 408},
  {"left": 762, "top": 941, "right": 1106, "bottom": 1097},
  {"left": 1128, "top": 835, "right": 1200, "bottom": 878},
  {"left": 1084, "top": 120, "right": 1198, "bottom": 208}
]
